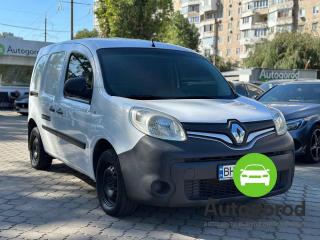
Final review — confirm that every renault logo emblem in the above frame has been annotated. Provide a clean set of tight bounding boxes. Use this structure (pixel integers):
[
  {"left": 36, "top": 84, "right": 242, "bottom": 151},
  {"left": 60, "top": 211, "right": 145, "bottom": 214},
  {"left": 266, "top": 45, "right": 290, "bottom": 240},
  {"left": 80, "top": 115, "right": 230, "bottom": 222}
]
[{"left": 230, "top": 123, "right": 246, "bottom": 144}]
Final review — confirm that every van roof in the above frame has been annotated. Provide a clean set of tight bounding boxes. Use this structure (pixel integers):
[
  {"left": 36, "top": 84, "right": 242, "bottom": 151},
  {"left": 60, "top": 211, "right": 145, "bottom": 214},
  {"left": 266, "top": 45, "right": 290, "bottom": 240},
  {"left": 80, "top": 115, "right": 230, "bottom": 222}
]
[{"left": 41, "top": 38, "right": 195, "bottom": 54}]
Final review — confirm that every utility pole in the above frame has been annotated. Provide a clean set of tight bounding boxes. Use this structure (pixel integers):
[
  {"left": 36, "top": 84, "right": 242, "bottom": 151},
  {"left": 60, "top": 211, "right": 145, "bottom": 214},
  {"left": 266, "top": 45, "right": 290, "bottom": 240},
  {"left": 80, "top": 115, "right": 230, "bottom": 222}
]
[
  {"left": 44, "top": 15, "right": 47, "bottom": 42},
  {"left": 71, "top": 0, "right": 74, "bottom": 40}
]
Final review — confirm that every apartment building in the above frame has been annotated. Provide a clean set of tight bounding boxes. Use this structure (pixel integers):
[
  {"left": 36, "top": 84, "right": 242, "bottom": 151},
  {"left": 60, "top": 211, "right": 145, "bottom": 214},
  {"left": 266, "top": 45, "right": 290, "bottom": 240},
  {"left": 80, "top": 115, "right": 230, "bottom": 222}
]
[{"left": 174, "top": 0, "right": 320, "bottom": 63}]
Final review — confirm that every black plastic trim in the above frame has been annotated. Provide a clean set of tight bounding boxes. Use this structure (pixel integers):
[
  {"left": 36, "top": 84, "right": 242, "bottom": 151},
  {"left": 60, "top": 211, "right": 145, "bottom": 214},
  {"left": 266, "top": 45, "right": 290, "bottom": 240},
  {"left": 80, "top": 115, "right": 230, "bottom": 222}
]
[
  {"left": 29, "top": 91, "right": 38, "bottom": 97},
  {"left": 42, "top": 125, "right": 86, "bottom": 149},
  {"left": 41, "top": 114, "right": 51, "bottom": 121}
]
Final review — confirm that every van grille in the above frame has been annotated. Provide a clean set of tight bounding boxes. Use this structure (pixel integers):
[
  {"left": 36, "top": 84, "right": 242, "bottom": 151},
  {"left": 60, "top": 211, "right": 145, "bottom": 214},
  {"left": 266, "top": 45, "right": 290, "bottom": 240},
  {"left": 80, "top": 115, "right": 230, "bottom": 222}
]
[{"left": 184, "top": 171, "right": 288, "bottom": 200}]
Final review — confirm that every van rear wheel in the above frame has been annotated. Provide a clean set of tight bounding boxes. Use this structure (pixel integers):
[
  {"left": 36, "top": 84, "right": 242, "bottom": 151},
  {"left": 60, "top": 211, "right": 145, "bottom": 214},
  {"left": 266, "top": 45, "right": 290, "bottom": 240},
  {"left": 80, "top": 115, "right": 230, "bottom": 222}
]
[
  {"left": 29, "top": 127, "right": 52, "bottom": 170},
  {"left": 96, "top": 150, "right": 137, "bottom": 217}
]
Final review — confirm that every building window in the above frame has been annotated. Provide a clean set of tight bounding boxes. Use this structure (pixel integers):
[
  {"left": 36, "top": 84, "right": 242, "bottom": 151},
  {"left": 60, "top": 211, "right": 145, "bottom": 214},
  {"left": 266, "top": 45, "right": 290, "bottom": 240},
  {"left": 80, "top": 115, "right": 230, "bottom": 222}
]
[
  {"left": 226, "top": 49, "right": 231, "bottom": 56},
  {"left": 312, "top": 22, "right": 318, "bottom": 32},
  {"left": 299, "top": 8, "right": 306, "bottom": 18},
  {"left": 188, "top": 4, "right": 200, "bottom": 13},
  {"left": 278, "top": 9, "right": 290, "bottom": 18},
  {"left": 218, "top": 24, "right": 223, "bottom": 31},
  {"left": 228, "top": 22, "right": 232, "bottom": 29},
  {"left": 227, "top": 35, "right": 232, "bottom": 43},
  {"left": 255, "top": 28, "right": 267, "bottom": 37},
  {"left": 205, "top": 11, "right": 214, "bottom": 20},
  {"left": 243, "top": 30, "right": 250, "bottom": 38},
  {"left": 204, "top": 24, "right": 213, "bottom": 32},
  {"left": 204, "top": 49, "right": 211, "bottom": 58},
  {"left": 242, "top": 17, "right": 250, "bottom": 24},
  {"left": 313, "top": 6, "right": 319, "bottom": 15},
  {"left": 228, "top": 10, "right": 232, "bottom": 16},
  {"left": 236, "top": 48, "right": 240, "bottom": 55},
  {"left": 188, "top": 16, "right": 200, "bottom": 24}
]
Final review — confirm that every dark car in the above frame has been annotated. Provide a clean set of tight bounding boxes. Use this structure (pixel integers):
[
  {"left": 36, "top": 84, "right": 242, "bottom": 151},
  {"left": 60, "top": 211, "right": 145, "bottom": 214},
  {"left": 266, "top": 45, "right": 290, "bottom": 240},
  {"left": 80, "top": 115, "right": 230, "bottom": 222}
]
[
  {"left": 259, "top": 81, "right": 320, "bottom": 163},
  {"left": 229, "top": 81, "right": 264, "bottom": 99},
  {"left": 260, "top": 80, "right": 294, "bottom": 91},
  {"left": 14, "top": 93, "right": 29, "bottom": 115}
]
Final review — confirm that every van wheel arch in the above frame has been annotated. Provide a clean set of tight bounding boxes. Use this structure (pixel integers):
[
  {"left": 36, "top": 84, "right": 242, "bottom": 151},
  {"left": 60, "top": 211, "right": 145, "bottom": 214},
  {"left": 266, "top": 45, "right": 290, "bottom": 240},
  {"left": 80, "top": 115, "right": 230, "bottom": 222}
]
[
  {"left": 28, "top": 119, "right": 37, "bottom": 150},
  {"left": 93, "top": 139, "right": 115, "bottom": 178}
]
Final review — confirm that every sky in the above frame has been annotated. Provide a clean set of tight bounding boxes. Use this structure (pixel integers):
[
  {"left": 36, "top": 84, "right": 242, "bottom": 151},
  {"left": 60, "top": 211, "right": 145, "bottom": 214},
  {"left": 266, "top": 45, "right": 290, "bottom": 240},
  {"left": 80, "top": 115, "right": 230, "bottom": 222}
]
[{"left": 0, "top": 0, "right": 94, "bottom": 43}]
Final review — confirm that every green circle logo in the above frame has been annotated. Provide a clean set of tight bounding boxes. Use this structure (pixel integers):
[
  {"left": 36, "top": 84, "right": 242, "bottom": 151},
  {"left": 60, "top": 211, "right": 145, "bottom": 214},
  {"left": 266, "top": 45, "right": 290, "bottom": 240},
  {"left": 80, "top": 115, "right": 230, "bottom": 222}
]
[
  {"left": 233, "top": 153, "right": 277, "bottom": 198},
  {"left": 0, "top": 44, "right": 5, "bottom": 55}
]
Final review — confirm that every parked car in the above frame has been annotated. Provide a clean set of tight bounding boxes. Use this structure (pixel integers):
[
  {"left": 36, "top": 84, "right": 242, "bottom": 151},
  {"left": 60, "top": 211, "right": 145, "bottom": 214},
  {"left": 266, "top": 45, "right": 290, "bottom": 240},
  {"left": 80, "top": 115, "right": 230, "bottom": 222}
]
[
  {"left": 260, "top": 80, "right": 295, "bottom": 91},
  {"left": 14, "top": 93, "right": 29, "bottom": 115},
  {"left": 28, "top": 38, "right": 294, "bottom": 217},
  {"left": 228, "top": 81, "right": 264, "bottom": 99},
  {"left": 259, "top": 80, "right": 320, "bottom": 163}
]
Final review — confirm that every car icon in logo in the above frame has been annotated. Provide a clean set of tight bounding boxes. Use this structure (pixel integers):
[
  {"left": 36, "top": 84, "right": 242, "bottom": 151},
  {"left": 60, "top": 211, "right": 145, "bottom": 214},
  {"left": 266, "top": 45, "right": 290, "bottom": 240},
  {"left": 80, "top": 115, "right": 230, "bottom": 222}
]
[{"left": 240, "top": 164, "right": 270, "bottom": 186}]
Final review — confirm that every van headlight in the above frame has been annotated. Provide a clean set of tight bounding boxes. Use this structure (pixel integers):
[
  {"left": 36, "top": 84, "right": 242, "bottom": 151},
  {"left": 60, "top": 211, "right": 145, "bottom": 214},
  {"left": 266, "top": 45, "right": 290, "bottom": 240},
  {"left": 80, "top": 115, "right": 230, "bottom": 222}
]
[
  {"left": 130, "top": 107, "right": 187, "bottom": 141},
  {"left": 270, "top": 107, "right": 287, "bottom": 135}
]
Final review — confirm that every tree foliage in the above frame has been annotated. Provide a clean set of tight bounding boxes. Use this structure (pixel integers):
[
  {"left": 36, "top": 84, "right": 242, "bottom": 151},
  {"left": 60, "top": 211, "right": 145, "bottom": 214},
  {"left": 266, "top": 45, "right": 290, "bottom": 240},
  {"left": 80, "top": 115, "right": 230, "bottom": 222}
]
[
  {"left": 95, "top": 0, "right": 173, "bottom": 39},
  {"left": 95, "top": 0, "right": 199, "bottom": 50},
  {"left": 159, "top": 12, "right": 199, "bottom": 50},
  {"left": 74, "top": 29, "right": 99, "bottom": 39},
  {"left": 244, "top": 32, "right": 320, "bottom": 69}
]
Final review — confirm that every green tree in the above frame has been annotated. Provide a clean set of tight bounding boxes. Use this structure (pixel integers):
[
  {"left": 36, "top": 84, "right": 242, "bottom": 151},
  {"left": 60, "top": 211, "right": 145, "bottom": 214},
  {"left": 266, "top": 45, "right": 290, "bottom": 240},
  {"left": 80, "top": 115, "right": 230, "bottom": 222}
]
[
  {"left": 159, "top": 12, "right": 199, "bottom": 50},
  {"left": 95, "top": 0, "right": 173, "bottom": 39},
  {"left": 206, "top": 55, "right": 235, "bottom": 72},
  {"left": 95, "top": 0, "right": 200, "bottom": 50},
  {"left": 244, "top": 32, "right": 320, "bottom": 69},
  {"left": 74, "top": 29, "right": 99, "bottom": 39}
]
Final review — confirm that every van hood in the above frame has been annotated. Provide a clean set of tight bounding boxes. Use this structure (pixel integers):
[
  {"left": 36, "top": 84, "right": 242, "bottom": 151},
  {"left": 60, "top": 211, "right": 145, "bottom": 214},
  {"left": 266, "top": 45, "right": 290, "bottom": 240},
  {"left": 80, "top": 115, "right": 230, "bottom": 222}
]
[{"left": 129, "top": 96, "right": 273, "bottom": 123}]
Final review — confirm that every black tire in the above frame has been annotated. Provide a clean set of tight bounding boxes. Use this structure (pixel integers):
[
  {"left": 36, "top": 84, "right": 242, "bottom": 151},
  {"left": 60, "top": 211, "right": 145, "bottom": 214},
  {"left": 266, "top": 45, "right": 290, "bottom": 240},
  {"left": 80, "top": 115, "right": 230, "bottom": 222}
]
[
  {"left": 29, "top": 127, "right": 52, "bottom": 170},
  {"left": 306, "top": 125, "right": 320, "bottom": 163},
  {"left": 96, "top": 150, "right": 137, "bottom": 217}
]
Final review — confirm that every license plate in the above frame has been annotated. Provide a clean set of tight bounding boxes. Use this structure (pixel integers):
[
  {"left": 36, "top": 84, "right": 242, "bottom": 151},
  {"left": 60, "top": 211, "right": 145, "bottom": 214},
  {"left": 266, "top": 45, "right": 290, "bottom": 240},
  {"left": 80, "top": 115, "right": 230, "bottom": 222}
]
[{"left": 218, "top": 165, "right": 235, "bottom": 181}]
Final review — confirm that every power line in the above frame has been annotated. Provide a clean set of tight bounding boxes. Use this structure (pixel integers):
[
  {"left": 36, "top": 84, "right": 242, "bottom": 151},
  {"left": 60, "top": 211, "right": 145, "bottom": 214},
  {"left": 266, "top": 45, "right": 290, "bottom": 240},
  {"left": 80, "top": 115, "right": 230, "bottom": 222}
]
[
  {"left": 0, "top": 22, "right": 69, "bottom": 33},
  {"left": 60, "top": 0, "right": 93, "bottom": 6}
]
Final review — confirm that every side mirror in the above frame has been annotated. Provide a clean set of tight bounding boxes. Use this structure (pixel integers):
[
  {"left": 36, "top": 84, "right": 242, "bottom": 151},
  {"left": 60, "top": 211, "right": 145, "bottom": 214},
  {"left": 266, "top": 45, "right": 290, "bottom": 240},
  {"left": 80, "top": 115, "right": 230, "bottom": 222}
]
[{"left": 64, "top": 77, "right": 92, "bottom": 101}]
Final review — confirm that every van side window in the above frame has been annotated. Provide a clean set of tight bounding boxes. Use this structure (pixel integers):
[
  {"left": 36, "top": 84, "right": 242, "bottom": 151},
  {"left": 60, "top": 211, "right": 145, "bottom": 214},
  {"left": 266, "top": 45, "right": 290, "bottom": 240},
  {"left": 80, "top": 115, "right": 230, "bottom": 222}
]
[
  {"left": 64, "top": 53, "right": 93, "bottom": 102},
  {"left": 44, "top": 52, "right": 66, "bottom": 96},
  {"left": 30, "top": 54, "right": 48, "bottom": 92}
]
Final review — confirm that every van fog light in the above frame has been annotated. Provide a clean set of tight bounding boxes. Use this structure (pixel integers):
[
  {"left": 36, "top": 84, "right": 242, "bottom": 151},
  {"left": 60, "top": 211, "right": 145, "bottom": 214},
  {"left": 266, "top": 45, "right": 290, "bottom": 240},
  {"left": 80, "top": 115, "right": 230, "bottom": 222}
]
[{"left": 151, "top": 181, "right": 171, "bottom": 195}]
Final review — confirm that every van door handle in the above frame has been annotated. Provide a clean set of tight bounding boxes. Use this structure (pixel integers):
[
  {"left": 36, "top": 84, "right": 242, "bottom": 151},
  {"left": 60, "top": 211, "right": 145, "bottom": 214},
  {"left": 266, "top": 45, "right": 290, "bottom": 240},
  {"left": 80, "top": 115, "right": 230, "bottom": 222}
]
[
  {"left": 56, "top": 108, "right": 63, "bottom": 115},
  {"left": 49, "top": 106, "right": 55, "bottom": 112}
]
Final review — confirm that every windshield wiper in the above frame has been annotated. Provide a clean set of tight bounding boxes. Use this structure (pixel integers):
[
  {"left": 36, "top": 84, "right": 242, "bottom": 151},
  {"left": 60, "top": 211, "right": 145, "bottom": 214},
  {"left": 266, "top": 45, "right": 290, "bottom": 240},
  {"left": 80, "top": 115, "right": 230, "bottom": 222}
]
[{"left": 125, "top": 95, "right": 164, "bottom": 100}]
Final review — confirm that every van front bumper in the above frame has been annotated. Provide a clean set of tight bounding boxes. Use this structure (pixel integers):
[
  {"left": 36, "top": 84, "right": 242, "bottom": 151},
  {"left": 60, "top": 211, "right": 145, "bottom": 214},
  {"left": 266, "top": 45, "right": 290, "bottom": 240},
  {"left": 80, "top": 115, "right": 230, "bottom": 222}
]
[{"left": 118, "top": 132, "right": 295, "bottom": 207}]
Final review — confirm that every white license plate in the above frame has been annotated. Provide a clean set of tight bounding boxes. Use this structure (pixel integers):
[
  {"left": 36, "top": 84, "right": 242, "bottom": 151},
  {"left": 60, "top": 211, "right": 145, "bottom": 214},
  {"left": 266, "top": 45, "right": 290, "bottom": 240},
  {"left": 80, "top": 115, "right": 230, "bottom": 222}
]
[{"left": 218, "top": 165, "right": 235, "bottom": 181}]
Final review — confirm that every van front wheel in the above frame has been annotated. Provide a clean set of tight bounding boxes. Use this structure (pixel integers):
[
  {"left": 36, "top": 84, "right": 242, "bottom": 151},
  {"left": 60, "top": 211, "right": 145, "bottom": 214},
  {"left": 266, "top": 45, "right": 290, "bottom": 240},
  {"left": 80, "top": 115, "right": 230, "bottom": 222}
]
[{"left": 96, "top": 150, "right": 137, "bottom": 217}]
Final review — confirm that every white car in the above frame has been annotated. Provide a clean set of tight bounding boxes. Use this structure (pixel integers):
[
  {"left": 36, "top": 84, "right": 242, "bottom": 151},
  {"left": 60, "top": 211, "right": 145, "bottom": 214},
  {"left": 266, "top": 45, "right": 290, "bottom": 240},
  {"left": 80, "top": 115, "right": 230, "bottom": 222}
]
[
  {"left": 240, "top": 164, "right": 270, "bottom": 186},
  {"left": 28, "top": 38, "right": 295, "bottom": 217}
]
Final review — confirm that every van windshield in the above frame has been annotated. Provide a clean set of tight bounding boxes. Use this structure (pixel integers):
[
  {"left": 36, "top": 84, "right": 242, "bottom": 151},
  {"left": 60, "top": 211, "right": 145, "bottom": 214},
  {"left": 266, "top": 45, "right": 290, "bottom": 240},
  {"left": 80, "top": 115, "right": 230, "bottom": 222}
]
[{"left": 97, "top": 48, "right": 236, "bottom": 100}]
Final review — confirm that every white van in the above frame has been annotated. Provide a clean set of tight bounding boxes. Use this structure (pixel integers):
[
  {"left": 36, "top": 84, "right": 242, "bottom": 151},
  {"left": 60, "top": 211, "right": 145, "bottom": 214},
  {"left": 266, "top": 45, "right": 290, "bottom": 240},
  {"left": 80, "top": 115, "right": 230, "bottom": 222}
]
[{"left": 28, "top": 39, "right": 295, "bottom": 216}]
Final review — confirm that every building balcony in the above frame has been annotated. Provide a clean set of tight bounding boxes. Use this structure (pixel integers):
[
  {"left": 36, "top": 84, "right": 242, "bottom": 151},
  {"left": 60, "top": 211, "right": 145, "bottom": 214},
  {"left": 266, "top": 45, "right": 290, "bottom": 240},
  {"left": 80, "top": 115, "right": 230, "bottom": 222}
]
[
  {"left": 242, "top": 7, "right": 268, "bottom": 18},
  {"left": 269, "top": 1, "right": 293, "bottom": 12},
  {"left": 240, "top": 35, "right": 267, "bottom": 45},
  {"left": 240, "top": 21, "right": 268, "bottom": 31}
]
